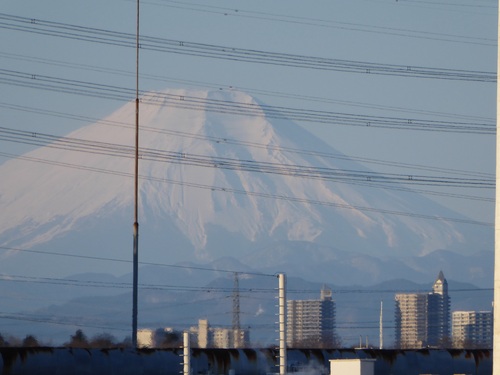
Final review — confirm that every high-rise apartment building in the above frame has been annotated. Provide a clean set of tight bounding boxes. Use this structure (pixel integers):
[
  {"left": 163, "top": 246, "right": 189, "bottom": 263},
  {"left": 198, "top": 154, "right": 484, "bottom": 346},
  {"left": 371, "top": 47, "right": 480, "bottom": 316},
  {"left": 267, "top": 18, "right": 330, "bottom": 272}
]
[
  {"left": 395, "top": 293, "right": 428, "bottom": 348},
  {"left": 452, "top": 311, "right": 493, "bottom": 348},
  {"left": 395, "top": 271, "right": 450, "bottom": 349},
  {"left": 286, "top": 286, "right": 336, "bottom": 348},
  {"left": 428, "top": 271, "right": 450, "bottom": 345}
]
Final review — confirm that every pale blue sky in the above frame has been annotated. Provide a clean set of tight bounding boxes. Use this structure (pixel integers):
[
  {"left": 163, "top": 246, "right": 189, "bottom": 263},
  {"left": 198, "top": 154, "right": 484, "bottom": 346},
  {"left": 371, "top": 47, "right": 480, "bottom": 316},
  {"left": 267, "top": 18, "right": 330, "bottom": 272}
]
[{"left": 0, "top": 0, "right": 497, "bottom": 224}]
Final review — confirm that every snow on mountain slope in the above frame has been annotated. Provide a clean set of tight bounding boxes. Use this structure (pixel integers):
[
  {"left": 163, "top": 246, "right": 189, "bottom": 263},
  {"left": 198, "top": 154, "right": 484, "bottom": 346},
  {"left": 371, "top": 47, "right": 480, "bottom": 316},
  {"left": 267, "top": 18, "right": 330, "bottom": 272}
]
[{"left": 0, "top": 88, "right": 492, "bottom": 277}]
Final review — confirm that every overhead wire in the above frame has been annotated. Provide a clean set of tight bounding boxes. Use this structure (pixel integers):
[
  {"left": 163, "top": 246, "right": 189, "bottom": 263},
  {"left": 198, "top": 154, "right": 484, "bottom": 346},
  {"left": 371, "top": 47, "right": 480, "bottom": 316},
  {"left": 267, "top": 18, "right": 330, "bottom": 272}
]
[
  {"left": 0, "top": 312, "right": 131, "bottom": 333},
  {"left": 0, "top": 13, "right": 495, "bottom": 82},
  {"left": 394, "top": 0, "right": 496, "bottom": 10},
  {"left": 0, "top": 270, "right": 490, "bottom": 295},
  {"left": 0, "top": 111, "right": 493, "bottom": 203},
  {"left": 0, "top": 245, "right": 275, "bottom": 278},
  {"left": 0, "top": 274, "right": 272, "bottom": 294},
  {"left": 0, "top": 51, "right": 493, "bottom": 124},
  {"left": 0, "top": 100, "right": 493, "bottom": 181},
  {"left": 0, "top": 126, "right": 494, "bottom": 189},
  {"left": 0, "top": 69, "right": 495, "bottom": 134},
  {"left": 137, "top": 0, "right": 496, "bottom": 46},
  {"left": 0, "top": 150, "right": 492, "bottom": 226},
  {"left": 0, "top": 68, "right": 494, "bottom": 223}
]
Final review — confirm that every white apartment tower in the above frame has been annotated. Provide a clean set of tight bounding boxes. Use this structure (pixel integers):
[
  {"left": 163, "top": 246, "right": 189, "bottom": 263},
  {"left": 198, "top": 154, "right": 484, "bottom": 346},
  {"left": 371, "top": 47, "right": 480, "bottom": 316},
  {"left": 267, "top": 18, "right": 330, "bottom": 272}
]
[
  {"left": 452, "top": 311, "right": 493, "bottom": 349},
  {"left": 395, "top": 271, "right": 450, "bottom": 349},
  {"left": 286, "top": 286, "right": 336, "bottom": 348}
]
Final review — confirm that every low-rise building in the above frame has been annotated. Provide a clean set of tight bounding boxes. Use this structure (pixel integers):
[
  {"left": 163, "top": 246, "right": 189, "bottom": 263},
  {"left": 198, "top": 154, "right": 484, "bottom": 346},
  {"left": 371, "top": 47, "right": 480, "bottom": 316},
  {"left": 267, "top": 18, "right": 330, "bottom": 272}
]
[
  {"left": 191, "top": 319, "right": 250, "bottom": 348},
  {"left": 137, "top": 327, "right": 180, "bottom": 348},
  {"left": 452, "top": 311, "right": 493, "bottom": 348}
]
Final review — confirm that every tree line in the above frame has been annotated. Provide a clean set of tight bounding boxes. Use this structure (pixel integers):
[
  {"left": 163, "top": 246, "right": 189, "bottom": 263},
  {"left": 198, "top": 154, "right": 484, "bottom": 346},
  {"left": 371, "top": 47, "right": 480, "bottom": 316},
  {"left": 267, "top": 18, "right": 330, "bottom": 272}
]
[{"left": 0, "top": 330, "right": 133, "bottom": 348}]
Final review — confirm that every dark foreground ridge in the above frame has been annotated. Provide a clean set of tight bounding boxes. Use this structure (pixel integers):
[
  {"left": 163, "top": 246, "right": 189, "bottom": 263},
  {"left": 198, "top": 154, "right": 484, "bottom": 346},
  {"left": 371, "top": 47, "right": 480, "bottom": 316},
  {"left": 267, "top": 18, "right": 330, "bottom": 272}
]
[{"left": 0, "top": 347, "right": 492, "bottom": 375}]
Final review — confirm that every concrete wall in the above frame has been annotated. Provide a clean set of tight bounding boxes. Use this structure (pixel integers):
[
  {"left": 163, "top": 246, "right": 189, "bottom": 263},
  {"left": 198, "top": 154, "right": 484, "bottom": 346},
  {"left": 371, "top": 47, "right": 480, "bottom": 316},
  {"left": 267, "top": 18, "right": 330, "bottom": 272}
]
[{"left": 0, "top": 347, "right": 493, "bottom": 375}]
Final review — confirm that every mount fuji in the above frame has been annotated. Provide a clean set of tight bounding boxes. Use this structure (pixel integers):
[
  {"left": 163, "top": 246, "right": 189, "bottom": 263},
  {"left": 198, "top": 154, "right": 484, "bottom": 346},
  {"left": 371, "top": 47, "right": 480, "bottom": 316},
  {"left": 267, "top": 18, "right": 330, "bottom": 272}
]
[{"left": 0, "top": 88, "right": 492, "bottom": 285}]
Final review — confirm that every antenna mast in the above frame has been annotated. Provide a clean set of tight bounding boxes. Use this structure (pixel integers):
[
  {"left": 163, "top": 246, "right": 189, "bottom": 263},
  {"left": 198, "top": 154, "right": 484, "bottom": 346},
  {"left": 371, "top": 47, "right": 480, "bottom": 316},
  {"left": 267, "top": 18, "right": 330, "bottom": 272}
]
[
  {"left": 494, "top": 0, "right": 500, "bottom": 372},
  {"left": 132, "top": 0, "right": 140, "bottom": 348}
]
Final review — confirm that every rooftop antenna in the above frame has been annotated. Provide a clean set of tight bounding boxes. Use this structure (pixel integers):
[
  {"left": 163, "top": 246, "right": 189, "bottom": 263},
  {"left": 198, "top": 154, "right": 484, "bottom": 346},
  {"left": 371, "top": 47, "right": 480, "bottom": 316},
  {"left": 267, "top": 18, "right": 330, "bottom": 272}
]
[{"left": 132, "top": 0, "right": 140, "bottom": 348}]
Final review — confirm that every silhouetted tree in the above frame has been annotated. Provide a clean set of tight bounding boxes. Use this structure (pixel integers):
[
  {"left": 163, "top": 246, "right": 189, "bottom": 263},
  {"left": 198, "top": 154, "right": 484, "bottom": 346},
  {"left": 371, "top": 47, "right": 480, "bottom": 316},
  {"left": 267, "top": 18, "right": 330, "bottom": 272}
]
[
  {"left": 156, "top": 331, "right": 181, "bottom": 348},
  {"left": 22, "top": 335, "right": 40, "bottom": 347},
  {"left": 120, "top": 336, "right": 133, "bottom": 348},
  {"left": 89, "top": 333, "right": 117, "bottom": 348},
  {"left": 0, "top": 333, "right": 6, "bottom": 347},
  {"left": 65, "top": 329, "right": 89, "bottom": 348},
  {"left": 7, "top": 335, "right": 21, "bottom": 347}
]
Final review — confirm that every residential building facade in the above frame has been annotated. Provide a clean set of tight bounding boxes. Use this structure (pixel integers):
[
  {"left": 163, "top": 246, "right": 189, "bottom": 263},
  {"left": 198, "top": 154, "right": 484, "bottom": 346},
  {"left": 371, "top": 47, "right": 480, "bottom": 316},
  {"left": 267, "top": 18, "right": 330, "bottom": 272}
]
[
  {"left": 191, "top": 319, "right": 250, "bottom": 349},
  {"left": 452, "top": 311, "right": 493, "bottom": 348},
  {"left": 286, "top": 286, "right": 337, "bottom": 348},
  {"left": 395, "top": 293, "right": 428, "bottom": 348},
  {"left": 137, "top": 327, "right": 180, "bottom": 348},
  {"left": 395, "top": 271, "right": 450, "bottom": 349}
]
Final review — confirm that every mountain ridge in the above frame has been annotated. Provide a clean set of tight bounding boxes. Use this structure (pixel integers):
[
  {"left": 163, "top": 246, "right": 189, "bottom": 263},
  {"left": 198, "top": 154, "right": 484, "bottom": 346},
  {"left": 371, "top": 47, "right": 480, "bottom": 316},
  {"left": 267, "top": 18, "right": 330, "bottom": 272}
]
[{"left": 0, "top": 88, "right": 492, "bottom": 281}]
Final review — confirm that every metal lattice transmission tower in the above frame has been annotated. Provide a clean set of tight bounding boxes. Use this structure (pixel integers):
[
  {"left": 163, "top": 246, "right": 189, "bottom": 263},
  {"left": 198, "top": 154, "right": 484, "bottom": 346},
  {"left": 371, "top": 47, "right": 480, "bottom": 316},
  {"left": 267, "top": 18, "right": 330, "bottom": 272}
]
[{"left": 232, "top": 272, "right": 241, "bottom": 332}]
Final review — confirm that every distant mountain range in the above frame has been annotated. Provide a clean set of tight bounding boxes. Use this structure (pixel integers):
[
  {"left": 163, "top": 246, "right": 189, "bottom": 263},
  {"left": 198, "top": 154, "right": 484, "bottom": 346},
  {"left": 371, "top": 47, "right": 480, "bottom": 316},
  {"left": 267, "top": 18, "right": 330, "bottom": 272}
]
[{"left": 0, "top": 88, "right": 492, "bottom": 284}]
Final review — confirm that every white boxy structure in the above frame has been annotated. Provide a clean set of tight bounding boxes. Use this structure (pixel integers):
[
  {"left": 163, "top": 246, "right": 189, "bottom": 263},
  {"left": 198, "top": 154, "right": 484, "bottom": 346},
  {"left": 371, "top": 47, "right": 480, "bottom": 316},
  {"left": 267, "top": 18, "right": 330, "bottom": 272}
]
[{"left": 329, "top": 359, "right": 375, "bottom": 375}]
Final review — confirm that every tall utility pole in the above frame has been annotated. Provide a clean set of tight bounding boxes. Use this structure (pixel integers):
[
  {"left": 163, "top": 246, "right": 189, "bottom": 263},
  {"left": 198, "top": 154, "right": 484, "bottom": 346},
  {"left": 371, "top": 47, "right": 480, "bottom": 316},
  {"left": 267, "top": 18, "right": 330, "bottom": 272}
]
[
  {"left": 379, "top": 301, "right": 383, "bottom": 350},
  {"left": 278, "top": 273, "right": 287, "bottom": 375},
  {"left": 183, "top": 331, "right": 191, "bottom": 375},
  {"left": 494, "top": 0, "right": 500, "bottom": 370},
  {"left": 132, "top": 0, "right": 140, "bottom": 348}
]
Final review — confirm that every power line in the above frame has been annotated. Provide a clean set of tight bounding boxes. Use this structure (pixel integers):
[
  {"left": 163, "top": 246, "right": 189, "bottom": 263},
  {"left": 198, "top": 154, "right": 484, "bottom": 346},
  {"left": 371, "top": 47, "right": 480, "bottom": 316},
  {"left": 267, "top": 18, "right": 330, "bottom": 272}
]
[
  {"left": 0, "top": 270, "right": 490, "bottom": 295},
  {"left": 0, "top": 150, "right": 492, "bottom": 226},
  {"left": 0, "top": 127, "right": 493, "bottom": 189},
  {"left": 0, "top": 245, "right": 274, "bottom": 277},
  {"left": 395, "top": 0, "right": 496, "bottom": 11},
  {"left": 0, "top": 51, "right": 492, "bottom": 124},
  {"left": 0, "top": 274, "right": 269, "bottom": 293},
  {"left": 0, "top": 104, "right": 493, "bottom": 202},
  {"left": 0, "top": 69, "right": 495, "bottom": 134},
  {"left": 0, "top": 101, "right": 493, "bottom": 181},
  {"left": 0, "top": 13, "right": 495, "bottom": 82},
  {"left": 0, "top": 312, "right": 131, "bottom": 332},
  {"left": 137, "top": 0, "right": 496, "bottom": 46}
]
